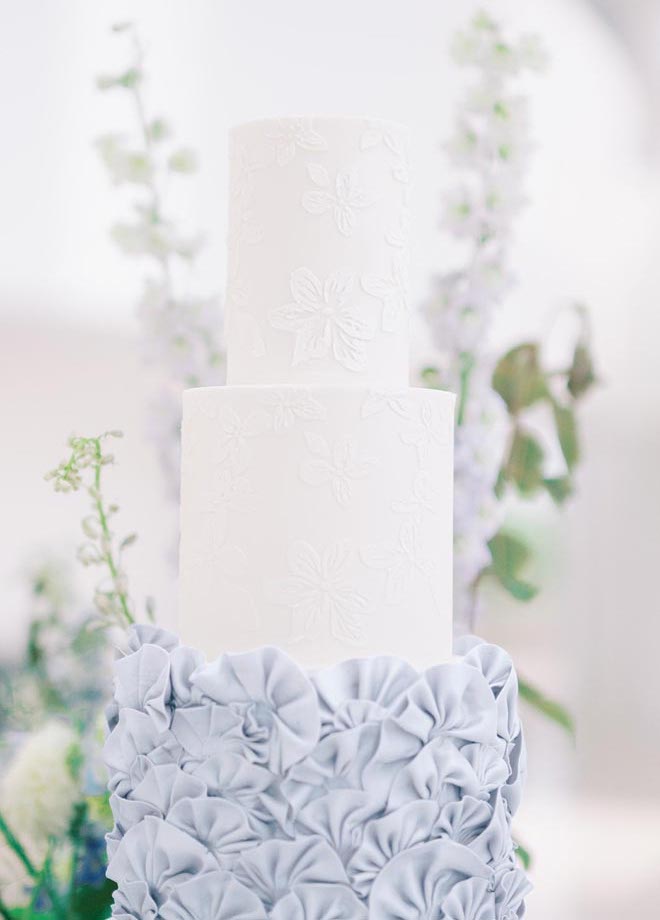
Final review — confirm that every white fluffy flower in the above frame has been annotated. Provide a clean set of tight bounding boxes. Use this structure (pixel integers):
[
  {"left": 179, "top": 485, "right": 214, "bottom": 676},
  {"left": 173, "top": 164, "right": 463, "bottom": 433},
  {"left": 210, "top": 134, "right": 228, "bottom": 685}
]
[
  {"left": 0, "top": 723, "right": 81, "bottom": 905},
  {"left": 1, "top": 722, "right": 80, "bottom": 843}
]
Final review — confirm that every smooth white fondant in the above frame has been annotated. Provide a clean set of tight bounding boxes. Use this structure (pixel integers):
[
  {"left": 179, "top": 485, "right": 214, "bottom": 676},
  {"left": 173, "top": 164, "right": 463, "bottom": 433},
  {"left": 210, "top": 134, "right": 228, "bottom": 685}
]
[
  {"left": 226, "top": 116, "right": 411, "bottom": 387},
  {"left": 178, "top": 384, "right": 454, "bottom": 668}
]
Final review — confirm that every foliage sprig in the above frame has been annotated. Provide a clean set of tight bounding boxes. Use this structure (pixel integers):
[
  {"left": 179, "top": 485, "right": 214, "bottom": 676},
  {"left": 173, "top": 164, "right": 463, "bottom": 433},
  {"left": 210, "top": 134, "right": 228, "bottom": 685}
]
[
  {"left": 45, "top": 432, "right": 135, "bottom": 628},
  {"left": 96, "top": 22, "right": 223, "bottom": 499}
]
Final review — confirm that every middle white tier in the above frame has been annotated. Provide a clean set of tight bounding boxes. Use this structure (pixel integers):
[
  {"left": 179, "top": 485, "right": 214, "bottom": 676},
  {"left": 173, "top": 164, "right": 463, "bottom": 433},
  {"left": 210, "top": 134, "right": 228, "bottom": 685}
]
[{"left": 178, "top": 384, "right": 455, "bottom": 669}]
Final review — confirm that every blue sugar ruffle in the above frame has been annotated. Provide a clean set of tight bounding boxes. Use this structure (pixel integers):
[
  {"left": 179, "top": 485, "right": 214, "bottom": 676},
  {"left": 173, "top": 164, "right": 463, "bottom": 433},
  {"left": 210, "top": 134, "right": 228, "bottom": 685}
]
[{"left": 105, "top": 625, "right": 530, "bottom": 918}]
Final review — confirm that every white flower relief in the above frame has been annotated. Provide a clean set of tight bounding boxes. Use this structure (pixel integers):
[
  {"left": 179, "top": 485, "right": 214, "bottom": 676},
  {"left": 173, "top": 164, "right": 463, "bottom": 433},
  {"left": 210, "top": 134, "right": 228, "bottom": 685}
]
[
  {"left": 300, "top": 432, "right": 376, "bottom": 507},
  {"left": 385, "top": 206, "right": 411, "bottom": 248},
  {"left": 262, "top": 389, "right": 327, "bottom": 432},
  {"left": 230, "top": 142, "right": 266, "bottom": 203},
  {"left": 361, "top": 252, "right": 410, "bottom": 332},
  {"left": 209, "top": 465, "right": 254, "bottom": 515},
  {"left": 359, "top": 127, "right": 410, "bottom": 184},
  {"left": 271, "top": 268, "right": 376, "bottom": 373},
  {"left": 271, "top": 540, "right": 370, "bottom": 645},
  {"left": 302, "top": 164, "right": 372, "bottom": 237},
  {"left": 392, "top": 470, "right": 440, "bottom": 521},
  {"left": 215, "top": 408, "right": 267, "bottom": 466},
  {"left": 360, "top": 390, "right": 411, "bottom": 419},
  {"left": 267, "top": 118, "right": 328, "bottom": 166},
  {"left": 401, "top": 400, "right": 452, "bottom": 463},
  {"left": 362, "top": 520, "right": 437, "bottom": 606}
]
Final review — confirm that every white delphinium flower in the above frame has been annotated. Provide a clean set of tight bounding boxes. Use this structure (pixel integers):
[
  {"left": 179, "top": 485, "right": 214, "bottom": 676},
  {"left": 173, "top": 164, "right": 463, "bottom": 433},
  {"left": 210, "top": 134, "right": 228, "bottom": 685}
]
[
  {"left": 0, "top": 723, "right": 80, "bottom": 905},
  {"left": 97, "top": 26, "right": 225, "bottom": 504},
  {"left": 425, "top": 12, "right": 545, "bottom": 628},
  {"left": 137, "top": 280, "right": 223, "bottom": 387}
]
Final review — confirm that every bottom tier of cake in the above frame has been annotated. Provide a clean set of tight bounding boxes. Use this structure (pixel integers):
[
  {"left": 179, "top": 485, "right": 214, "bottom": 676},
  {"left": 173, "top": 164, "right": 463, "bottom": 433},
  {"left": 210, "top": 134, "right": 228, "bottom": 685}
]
[{"left": 104, "top": 625, "right": 530, "bottom": 919}]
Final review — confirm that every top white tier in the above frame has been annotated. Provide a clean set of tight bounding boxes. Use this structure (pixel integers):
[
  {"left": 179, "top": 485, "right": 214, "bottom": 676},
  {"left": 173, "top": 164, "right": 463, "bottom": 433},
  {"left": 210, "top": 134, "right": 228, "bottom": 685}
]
[{"left": 226, "top": 116, "right": 412, "bottom": 387}]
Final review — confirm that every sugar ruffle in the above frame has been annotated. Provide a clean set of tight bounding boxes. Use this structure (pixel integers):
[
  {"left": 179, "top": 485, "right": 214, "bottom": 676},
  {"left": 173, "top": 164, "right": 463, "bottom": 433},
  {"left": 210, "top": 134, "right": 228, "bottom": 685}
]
[{"left": 105, "top": 626, "right": 530, "bottom": 918}]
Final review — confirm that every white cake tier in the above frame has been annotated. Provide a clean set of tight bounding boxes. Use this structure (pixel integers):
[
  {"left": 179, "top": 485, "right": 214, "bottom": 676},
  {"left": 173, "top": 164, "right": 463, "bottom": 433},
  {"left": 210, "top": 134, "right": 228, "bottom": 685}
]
[
  {"left": 178, "top": 384, "right": 455, "bottom": 669},
  {"left": 226, "top": 116, "right": 412, "bottom": 388}
]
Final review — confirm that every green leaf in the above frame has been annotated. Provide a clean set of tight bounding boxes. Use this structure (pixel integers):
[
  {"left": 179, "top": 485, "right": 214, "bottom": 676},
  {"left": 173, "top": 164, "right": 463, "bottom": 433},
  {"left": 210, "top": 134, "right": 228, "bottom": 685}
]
[
  {"left": 96, "top": 68, "right": 141, "bottom": 91},
  {"left": 11, "top": 910, "right": 57, "bottom": 919},
  {"left": 118, "top": 68, "right": 141, "bottom": 89},
  {"left": 492, "top": 343, "right": 547, "bottom": 414},
  {"left": 86, "top": 791, "right": 113, "bottom": 828},
  {"left": 420, "top": 365, "right": 443, "bottom": 389},
  {"left": 149, "top": 118, "right": 171, "bottom": 142},
  {"left": 553, "top": 403, "right": 579, "bottom": 470},
  {"left": 518, "top": 676, "right": 575, "bottom": 737},
  {"left": 514, "top": 838, "right": 532, "bottom": 870},
  {"left": 505, "top": 428, "right": 545, "bottom": 496},
  {"left": 544, "top": 476, "right": 573, "bottom": 504},
  {"left": 168, "top": 148, "right": 198, "bottom": 174},
  {"left": 488, "top": 531, "right": 538, "bottom": 601},
  {"left": 567, "top": 341, "right": 596, "bottom": 400},
  {"left": 66, "top": 742, "right": 84, "bottom": 782}
]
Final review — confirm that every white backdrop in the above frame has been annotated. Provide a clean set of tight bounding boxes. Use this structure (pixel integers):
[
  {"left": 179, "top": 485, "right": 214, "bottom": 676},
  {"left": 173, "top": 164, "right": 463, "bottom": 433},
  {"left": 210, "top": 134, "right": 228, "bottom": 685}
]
[{"left": 1, "top": 1, "right": 660, "bottom": 916}]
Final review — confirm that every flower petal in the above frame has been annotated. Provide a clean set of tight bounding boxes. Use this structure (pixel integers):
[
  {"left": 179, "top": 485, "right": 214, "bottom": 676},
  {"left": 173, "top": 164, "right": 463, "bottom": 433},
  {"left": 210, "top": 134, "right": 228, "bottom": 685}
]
[
  {"left": 302, "top": 189, "right": 334, "bottom": 215},
  {"left": 292, "top": 318, "right": 332, "bottom": 366},
  {"left": 289, "top": 267, "right": 324, "bottom": 307},
  {"left": 271, "top": 299, "right": 317, "bottom": 335}
]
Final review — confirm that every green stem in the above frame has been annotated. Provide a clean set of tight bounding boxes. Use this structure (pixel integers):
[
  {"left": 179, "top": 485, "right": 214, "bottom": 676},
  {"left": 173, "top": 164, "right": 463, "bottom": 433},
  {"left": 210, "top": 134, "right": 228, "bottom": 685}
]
[
  {"left": 518, "top": 675, "right": 575, "bottom": 738},
  {"left": 0, "top": 816, "right": 66, "bottom": 920},
  {"left": 67, "top": 802, "right": 87, "bottom": 904},
  {"left": 93, "top": 440, "right": 133, "bottom": 626},
  {"left": 39, "top": 847, "right": 67, "bottom": 920},
  {"left": 0, "top": 895, "right": 14, "bottom": 920},
  {"left": 456, "top": 352, "right": 475, "bottom": 426},
  {"left": 0, "top": 812, "right": 38, "bottom": 880},
  {"left": 129, "top": 28, "right": 173, "bottom": 293}
]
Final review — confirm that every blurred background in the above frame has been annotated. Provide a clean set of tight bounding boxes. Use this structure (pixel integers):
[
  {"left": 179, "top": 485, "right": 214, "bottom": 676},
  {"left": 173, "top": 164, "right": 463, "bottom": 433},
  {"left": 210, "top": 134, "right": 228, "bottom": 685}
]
[{"left": 1, "top": 0, "right": 659, "bottom": 916}]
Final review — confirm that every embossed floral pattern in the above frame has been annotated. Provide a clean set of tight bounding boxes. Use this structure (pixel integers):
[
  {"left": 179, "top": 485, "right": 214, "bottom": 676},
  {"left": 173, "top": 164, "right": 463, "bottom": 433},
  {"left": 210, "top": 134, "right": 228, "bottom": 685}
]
[
  {"left": 271, "top": 540, "right": 370, "bottom": 644},
  {"left": 208, "top": 465, "right": 254, "bottom": 514},
  {"left": 392, "top": 470, "right": 440, "bottom": 521},
  {"left": 230, "top": 141, "right": 267, "bottom": 204},
  {"left": 360, "top": 125, "right": 410, "bottom": 184},
  {"left": 360, "top": 389, "right": 412, "bottom": 419},
  {"left": 362, "top": 519, "right": 437, "bottom": 606},
  {"left": 271, "top": 267, "right": 375, "bottom": 373},
  {"left": 266, "top": 118, "right": 328, "bottom": 166},
  {"left": 105, "top": 628, "right": 529, "bottom": 918},
  {"left": 362, "top": 251, "right": 411, "bottom": 332},
  {"left": 401, "top": 399, "right": 453, "bottom": 463},
  {"left": 215, "top": 407, "right": 267, "bottom": 466},
  {"left": 261, "top": 388, "right": 327, "bottom": 432},
  {"left": 385, "top": 205, "right": 412, "bottom": 249},
  {"left": 300, "top": 432, "right": 376, "bottom": 507},
  {"left": 302, "top": 164, "right": 373, "bottom": 237}
]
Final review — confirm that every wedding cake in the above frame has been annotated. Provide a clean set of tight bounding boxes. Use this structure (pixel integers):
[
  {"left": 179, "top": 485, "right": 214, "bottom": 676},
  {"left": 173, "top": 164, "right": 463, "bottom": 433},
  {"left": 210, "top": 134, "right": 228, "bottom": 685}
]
[{"left": 104, "top": 117, "right": 530, "bottom": 919}]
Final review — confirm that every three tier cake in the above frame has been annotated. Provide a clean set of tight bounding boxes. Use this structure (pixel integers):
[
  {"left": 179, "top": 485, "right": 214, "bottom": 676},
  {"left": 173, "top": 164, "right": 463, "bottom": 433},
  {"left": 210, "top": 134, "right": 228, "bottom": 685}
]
[{"left": 104, "top": 117, "right": 530, "bottom": 918}]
